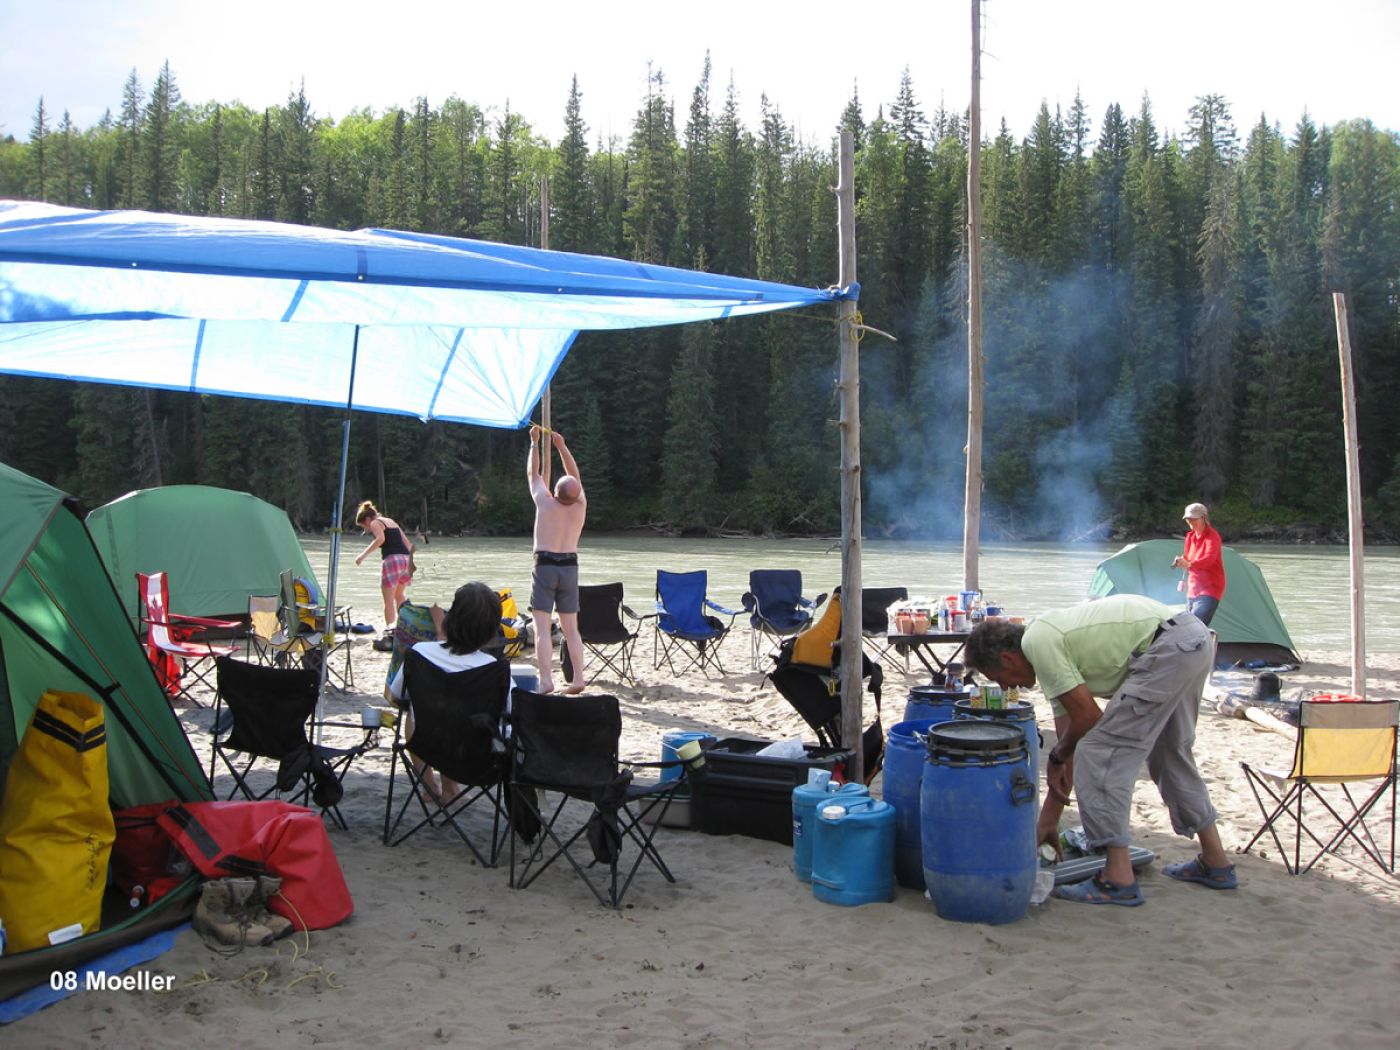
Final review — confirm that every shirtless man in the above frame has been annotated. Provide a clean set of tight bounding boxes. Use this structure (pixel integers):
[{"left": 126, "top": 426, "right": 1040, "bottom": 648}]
[{"left": 528, "top": 426, "right": 587, "bottom": 693}]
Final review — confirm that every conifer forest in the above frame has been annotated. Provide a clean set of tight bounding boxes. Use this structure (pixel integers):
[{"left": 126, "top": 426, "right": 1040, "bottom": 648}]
[{"left": 2, "top": 61, "right": 1397, "bottom": 541}]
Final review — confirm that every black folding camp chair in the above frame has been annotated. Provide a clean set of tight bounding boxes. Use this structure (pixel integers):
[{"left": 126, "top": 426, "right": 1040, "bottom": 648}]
[
  {"left": 860, "top": 586, "right": 910, "bottom": 671},
  {"left": 764, "top": 590, "right": 886, "bottom": 782},
  {"left": 508, "top": 690, "right": 687, "bottom": 908},
  {"left": 209, "top": 656, "right": 374, "bottom": 829},
  {"left": 561, "top": 582, "right": 652, "bottom": 686},
  {"left": 382, "top": 650, "right": 512, "bottom": 866}
]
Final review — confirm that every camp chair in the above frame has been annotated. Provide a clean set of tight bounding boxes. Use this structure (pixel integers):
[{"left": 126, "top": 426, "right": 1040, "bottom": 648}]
[
  {"left": 281, "top": 570, "right": 354, "bottom": 691},
  {"left": 384, "top": 601, "right": 440, "bottom": 701},
  {"left": 741, "top": 569, "right": 828, "bottom": 670},
  {"left": 561, "top": 583, "right": 653, "bottom": 685},
  {"left": 136, "top": 571, "right": 239, "bottom": 706},
  {"left": 246, "top": 593, "right": 316, "bottom": 668},
  {"left": 508, "top": 690, "right": 686, "bottom": 908},
  {"left": 860, "top": 586, "right": 910, "bottom": 671},
  {"left": 382, "top": 650, "right": 512, "bottom": 865},
  {"left": 764, "top": 590, "right": 886, "bottom": 782},
  {"left": 1241, "top": 696, "right": 1397, "bottom": 875},
  {"left": 653, "top": 570, "right": 739, "bottom": 677},
  {"left": 208, "top": 656, "right": 375, "bottom": 830}
]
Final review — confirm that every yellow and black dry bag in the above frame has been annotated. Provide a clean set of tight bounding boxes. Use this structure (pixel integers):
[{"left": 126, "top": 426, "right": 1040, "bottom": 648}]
[{"left": 0, "top": 689, "right": 115, "bottom": 954}]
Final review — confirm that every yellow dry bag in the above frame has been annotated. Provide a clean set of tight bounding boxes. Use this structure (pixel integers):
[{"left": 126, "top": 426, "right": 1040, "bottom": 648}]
[{"left": 0, "top": 689, "right": 115, "bottom": 954}]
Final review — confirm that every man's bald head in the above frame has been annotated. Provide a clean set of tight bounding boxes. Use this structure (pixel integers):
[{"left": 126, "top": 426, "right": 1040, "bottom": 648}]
[{"left": 554, "top": 475, "right": 582, "bottom": 505}]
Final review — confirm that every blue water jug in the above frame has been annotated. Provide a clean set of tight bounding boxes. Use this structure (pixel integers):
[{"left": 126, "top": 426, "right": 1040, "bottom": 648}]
[
  {"left": 921, "top": 720, "right": 1036, "bottom": 925},
  {"left": 791, "top": 781, "right": 867, "bottom": 882},
  {"left": 883, "top": 718, "right": 938, "bottom": 890},
  {"left": 903, "top": 686, "right": 965, "bottom": 725},
  {"left": 811, "top": 795, "right": 895, "bottom": 906}
]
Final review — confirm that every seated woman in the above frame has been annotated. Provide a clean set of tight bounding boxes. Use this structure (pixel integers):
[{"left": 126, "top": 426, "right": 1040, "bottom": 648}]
[{"left": 388, "top": 581, "right": 502, "bottom": 803}]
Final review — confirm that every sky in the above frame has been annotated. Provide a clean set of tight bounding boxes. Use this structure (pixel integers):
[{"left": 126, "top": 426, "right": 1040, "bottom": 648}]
[{"left": 2, "top": 0, "right": 1397, "bottom": 147}]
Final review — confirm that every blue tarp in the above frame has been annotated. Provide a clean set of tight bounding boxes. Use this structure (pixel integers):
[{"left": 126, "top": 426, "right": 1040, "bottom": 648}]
[{"left": 0, "top": 201, "right": 845, "bottom": 428}]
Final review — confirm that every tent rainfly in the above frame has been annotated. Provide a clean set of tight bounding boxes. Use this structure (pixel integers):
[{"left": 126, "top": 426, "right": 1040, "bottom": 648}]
[{"left": 1087, "top": 539, "right": 1299, "bottom": 665}]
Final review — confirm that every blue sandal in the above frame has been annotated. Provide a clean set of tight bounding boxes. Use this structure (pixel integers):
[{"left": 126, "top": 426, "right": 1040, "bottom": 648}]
[
  {"left": 1163, "top": 855, "right": 1237, "bottom": 890},
  {"left": 1054, "top": 873, "right": 1144, "bottom": 906}
]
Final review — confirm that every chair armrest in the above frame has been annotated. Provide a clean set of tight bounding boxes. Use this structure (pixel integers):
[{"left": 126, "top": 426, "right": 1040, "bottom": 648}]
[
  {"left": 802, "top": 592, "right": 830, "bottom": 611},
  {"left": 620, "top": 604, "right": 655, "bottom": 623},
  {"left": 741, "top": 592, "right": 758, "bottom": 614},
  {"left": 704, "top": 598, "right": 740, "bottom": 624},
  {"left": 167, "top": 612, "right": 242, "bottom": 630}
]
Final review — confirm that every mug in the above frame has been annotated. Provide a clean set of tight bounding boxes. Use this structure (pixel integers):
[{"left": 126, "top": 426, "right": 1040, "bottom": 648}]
[{"left": 361, "top": 706, "right": 382, "bottom": 728}]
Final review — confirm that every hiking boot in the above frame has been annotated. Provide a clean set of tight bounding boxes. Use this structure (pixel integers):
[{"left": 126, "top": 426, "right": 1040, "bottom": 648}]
[
  {"left": 253, "top": 875, "right": 294, "bottom": 940},
  {"left": 194, "top": 878, "right": 275, "bottom": 947}
]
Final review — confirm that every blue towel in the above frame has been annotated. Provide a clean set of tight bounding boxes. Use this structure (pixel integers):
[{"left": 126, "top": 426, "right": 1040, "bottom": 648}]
[{"left": 0, "top": 924, "right": 186, "bottom": 1024}]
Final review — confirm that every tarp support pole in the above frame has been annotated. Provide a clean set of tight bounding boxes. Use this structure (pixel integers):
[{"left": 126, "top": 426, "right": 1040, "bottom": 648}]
[
  {"left": 836, "top": 130, "right": 864, "bottom": 784},
  {"left": 1333, "top": 293, "right": 1366, "bottom": 698},
  {"left": 317, "top": 325, "right": 360, "bottom": 736}
]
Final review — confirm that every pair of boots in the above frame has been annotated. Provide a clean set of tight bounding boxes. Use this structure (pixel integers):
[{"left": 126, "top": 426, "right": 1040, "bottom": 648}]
[{"left": 193, "top": 876, "right": 293, "bottom": 947}]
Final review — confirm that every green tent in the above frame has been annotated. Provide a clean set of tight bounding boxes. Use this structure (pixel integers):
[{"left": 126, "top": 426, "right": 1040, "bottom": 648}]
[
  {"left": 87, "top": 485, "right": 319, "bottom": 626},
  {"left": 1088, "top": 539, "right": 1298, "bottom": 664},
  {"left": 0, "top": 462, "right": 212, "bottom": 1000}
]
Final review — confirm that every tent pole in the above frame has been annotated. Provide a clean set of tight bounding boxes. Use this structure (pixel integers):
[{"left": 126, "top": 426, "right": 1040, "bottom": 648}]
[
  {"left": 1333, "top": 293, "right": 1366, "bottom": 698},
  {"left": 836, "top": 130, "right": 864, "bottom": 784},
  {"left": 317, "top": 324, "right": 360, "bottom": 736}
]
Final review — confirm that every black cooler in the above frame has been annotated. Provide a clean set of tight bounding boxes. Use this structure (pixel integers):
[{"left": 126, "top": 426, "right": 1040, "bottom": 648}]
[{"left": 689, "top": 737, "right": 856, "bottom": 844}]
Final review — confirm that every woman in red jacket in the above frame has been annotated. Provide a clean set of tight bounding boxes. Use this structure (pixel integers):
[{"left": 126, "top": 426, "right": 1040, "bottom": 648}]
[{"left": 1173, "top": 502, "right": 1226, "bottom": 626}]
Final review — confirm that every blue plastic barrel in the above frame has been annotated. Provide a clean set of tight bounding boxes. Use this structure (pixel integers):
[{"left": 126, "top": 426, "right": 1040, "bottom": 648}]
[
  {"left": 883, "top": 719, "right": 938, "bottom": 889},
  {"left": 791, "top": 782, "right": 867, "bottom": 882},
  {"left": 921, "top": 720, "right": 1037, "bottom": 924},
  {"left": 902, "top": 686, "right": 965, "bottom": 725},
  {"left": 953, "top": 699, "right": 1041, "bottom": 774},
  {"left": 811, "top": 795, "right": 895, "bottom": 906},
  {"left": 660, "top": 731, "right": 713, "bottom": 784}
]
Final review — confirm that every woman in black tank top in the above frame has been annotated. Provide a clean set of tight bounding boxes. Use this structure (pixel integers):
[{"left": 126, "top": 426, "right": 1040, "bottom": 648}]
[{"left": 354, "top": 500, "right": 416, "bottom": 629}]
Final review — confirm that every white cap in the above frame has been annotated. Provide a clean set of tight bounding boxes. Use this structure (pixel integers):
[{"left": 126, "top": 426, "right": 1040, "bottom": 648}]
[
  {"left": 821, "top": 805, "right": 846, "bottom": 820},
  {"left": 1183, "top": 502, "right": 1209, "bottom": 520}
]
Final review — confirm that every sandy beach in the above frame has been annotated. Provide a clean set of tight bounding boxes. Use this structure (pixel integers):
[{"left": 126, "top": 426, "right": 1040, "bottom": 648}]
[{"left": 13, "top": 629, "right": 1400, "bottom": 1049}]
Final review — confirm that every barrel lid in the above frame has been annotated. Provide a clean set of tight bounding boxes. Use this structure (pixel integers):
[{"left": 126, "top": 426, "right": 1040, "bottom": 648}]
[
  {"left": 926, "top": 719, "right": 1025, "bottom": 754},
  {"left": 909, "top": 685, "right": 965, "bottom": 701},
  {"left": 953, "top": 699, "right": 1036, "bottom": 718}
]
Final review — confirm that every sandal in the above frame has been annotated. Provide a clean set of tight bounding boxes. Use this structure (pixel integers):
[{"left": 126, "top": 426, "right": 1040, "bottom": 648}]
[
  {"left": 1053, "top": 873, "right": 1144, "bottom": 906},
  {"left": 1163, "top": 855, "right": 1237, "bottom": 890}
]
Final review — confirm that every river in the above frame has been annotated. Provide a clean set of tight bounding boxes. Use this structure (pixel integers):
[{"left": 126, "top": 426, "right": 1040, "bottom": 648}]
[{"left": 300, "top": 534, "right": 1399, "bottom": 655}]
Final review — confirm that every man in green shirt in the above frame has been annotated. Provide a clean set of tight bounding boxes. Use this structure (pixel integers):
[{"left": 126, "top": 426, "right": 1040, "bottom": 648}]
[{"left": 965, "top": 594, "right": 1236, "bottom": 905}]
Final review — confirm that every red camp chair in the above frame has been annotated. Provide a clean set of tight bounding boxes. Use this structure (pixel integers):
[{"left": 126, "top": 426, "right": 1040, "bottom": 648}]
[{"left": 137, "top": 571, "right": 239, "bottom": 706}]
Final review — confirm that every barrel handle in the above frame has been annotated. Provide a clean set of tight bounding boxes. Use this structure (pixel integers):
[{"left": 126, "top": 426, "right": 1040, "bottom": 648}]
[{"left": 1010, "top": 769, "right": 1035, "bottom": 806}]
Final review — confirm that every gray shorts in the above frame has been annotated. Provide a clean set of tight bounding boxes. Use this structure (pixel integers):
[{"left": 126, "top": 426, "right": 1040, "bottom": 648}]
[
  {"left": 1073, "top": 614, "right": 1218, "bottom": 849},
  {"left": 531, "top": 562, "right": 579, "bottom": 614}
]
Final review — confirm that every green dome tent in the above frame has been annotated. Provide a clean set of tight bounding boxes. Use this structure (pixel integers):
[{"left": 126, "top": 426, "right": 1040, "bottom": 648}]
[
  {"left": 0, "top": 462, "right": 211, "bottom": 1001},
  {"left": 87, "top": 485, "right": 320, "bottom": 627},
  {"left": 1088, "top": 539, "right": 1298, "bottom": 665}
]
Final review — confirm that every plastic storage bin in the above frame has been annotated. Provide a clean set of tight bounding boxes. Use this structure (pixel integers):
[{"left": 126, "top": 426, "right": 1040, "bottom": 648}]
[{"left": 690, "top": 737, "right": 855, "bottom": 844}]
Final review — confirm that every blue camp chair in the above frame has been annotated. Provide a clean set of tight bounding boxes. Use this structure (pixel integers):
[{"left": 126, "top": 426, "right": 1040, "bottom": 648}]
[
  {"left": 653, "top": 570, "right": 739, "bottom": 677},
  {"left": 741, "top": 570, "right": 828, "bottom": 669}
]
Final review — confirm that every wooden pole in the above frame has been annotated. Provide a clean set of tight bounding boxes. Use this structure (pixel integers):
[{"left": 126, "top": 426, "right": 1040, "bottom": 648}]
[
  {"left": 836, "top": 130, "right": 864, "bottom": 783},
  {"left": 963, "top": 0, "right": 984, "bottom": 594},
  {"left": 1333, "top": 292, "right": 1366, "bottom": 697},
  {"left": 540, "top": 177, "right": 553, "bottom": 487}
]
